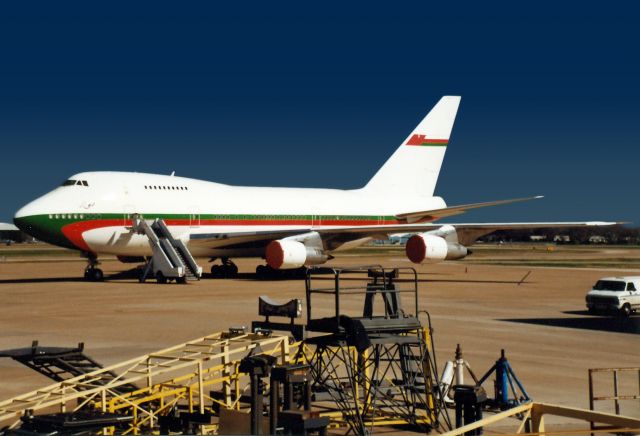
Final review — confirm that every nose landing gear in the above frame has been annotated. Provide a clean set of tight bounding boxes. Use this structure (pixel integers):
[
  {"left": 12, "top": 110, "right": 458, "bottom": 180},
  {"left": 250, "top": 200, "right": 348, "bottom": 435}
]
[
  {"left": 210, "top": 258, "right": 239, "bottom": 278},
  {"left": 83, "top": 253, "right": 104, "bottom": 282}
]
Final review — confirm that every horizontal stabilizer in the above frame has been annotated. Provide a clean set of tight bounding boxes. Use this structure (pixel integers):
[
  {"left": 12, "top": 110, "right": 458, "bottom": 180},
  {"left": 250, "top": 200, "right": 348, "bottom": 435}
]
[{"left": 396, "top": 196, "right": 544, "bottom": 223}]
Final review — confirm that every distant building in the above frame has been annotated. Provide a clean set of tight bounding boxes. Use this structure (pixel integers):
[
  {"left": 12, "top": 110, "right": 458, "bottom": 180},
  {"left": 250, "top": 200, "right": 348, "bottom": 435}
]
[
  {"left": 529, "top": 235, "right": 547, "bottom": 242},
  {"left": 588, "top": 235, "right": 608, "bottom": 244},
  {"left": 553, "top": 235, "right": 571, "bottom": 243},
  {"left": 0, "top": 222, "right": 26, "bottom": 243}
]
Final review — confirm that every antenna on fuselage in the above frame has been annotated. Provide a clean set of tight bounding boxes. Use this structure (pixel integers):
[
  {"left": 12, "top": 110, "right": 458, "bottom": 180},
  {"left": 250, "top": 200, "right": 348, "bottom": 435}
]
[{"left": 170, "top": 171, "right": 175, "bottom": 176}]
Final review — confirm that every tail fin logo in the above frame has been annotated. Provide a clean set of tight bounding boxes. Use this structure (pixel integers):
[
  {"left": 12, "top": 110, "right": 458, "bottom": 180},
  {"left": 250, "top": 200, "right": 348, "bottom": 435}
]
[{"left": 405, "top": 134, "right": 448, "bottom": 146}]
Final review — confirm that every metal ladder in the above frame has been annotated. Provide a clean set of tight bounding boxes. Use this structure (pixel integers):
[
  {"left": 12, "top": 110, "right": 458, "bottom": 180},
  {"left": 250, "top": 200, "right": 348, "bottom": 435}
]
[{"left": 133, "top": 216, "right": 202, "bottom": 283}]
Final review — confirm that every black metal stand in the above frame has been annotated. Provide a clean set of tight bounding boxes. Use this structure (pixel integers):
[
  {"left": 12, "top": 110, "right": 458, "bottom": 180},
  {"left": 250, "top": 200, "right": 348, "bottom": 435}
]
[{"left": 454, "top": 385, "right": 487, "bottom": 435}]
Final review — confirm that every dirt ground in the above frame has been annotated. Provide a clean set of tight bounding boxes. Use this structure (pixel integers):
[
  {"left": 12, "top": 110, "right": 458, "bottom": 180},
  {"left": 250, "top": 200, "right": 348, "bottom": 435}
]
[{"left": 0, "top": 244, "right": 639, "bottom": 424}]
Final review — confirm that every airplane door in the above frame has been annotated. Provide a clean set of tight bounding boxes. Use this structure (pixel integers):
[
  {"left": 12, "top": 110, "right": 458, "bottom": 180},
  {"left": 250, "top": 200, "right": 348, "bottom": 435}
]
[
  {"left": 190, "top": 207, "right": 200, "bottom": 228},
  {"left": 123, "top": 204, "right": 135, "bottom": 226}
]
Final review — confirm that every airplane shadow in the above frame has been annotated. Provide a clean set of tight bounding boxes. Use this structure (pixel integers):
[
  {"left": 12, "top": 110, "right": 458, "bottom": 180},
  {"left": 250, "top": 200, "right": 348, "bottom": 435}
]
[
  {"left": 0, "top": 268, "right": 143, "bottom": 284},
  {"left": 214, "top": 272, "right": 303, "bottom": 282},
  {"left": 0, "top": 277, "right": 86, "bottom": 284},
  {"left": 423, "top": 278, "right": 534, "bottom": 285},
  {"left": 500, "top": 314, "right": 640, "bottom": 335},
  {"left": 200, "top": 271, "right": 532, "bottom": 284}
]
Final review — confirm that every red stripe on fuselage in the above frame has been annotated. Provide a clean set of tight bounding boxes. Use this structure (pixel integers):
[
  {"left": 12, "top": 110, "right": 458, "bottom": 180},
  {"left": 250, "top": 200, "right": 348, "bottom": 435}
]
[
  {"left": 59, "top": 216, "right": 435, "bottom": 251},
  {"left": 61, "top": 219, "right": 124, "bottom": 252}
]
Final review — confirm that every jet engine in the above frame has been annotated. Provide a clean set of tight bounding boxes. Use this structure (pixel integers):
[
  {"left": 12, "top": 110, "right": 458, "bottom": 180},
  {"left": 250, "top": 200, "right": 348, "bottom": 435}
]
[
  {"left": 265, "top": 239, "right": 330, "bottom": 269},
  {"left": 405, "top": 233, "right": 468, "bottom": 264}
]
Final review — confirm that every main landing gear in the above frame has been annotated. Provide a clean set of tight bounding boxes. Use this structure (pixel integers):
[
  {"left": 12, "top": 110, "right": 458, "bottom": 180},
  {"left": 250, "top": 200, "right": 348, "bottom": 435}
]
[
  {"left": 210, "top": 258, "right": 239, "bottom": 278},
  {"left": 83, "top": 253, "right": 104, "bottom": 282}
]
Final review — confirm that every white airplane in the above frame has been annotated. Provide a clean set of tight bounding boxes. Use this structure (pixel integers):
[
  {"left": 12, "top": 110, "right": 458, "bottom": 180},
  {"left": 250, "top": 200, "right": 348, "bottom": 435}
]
[{"left": 14, "top": 96, "right": 615, "bottom": 281}]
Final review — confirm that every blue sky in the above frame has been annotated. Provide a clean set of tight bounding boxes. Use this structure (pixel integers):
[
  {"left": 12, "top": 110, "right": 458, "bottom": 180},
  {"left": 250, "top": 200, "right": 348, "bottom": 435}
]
[{"left": 1, "top": 2, "right": 638, "bottom": 223}]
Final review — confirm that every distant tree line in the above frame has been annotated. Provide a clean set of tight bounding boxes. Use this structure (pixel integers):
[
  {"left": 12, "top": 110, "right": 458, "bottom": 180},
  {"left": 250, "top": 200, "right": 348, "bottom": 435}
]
[{"left": 481, "top": 225, "right": 640, "bottom": 245}]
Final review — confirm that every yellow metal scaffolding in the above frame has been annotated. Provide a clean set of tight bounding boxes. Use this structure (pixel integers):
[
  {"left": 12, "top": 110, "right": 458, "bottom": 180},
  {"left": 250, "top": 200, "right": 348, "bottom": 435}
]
[{"left": 0, "top": 330, "right": 296, "bottom": 434}]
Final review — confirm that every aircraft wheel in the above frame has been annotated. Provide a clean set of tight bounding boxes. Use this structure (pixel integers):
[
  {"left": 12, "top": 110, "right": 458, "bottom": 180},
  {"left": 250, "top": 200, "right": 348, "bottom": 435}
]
[
  {"left": 85, "top": 268, "right": 104, "bottom": 282},
  {"left": 211, "top": 264, "right": 222, "bottom": 278},
  {"left": 256, "top": 264, "right": 267, "bottom": 278},
  {"left": 226, "top": 263, "right": 239, "bottom": 277},
  {"left": 156, "top": 271, "right": 168, "bottom": 284}
]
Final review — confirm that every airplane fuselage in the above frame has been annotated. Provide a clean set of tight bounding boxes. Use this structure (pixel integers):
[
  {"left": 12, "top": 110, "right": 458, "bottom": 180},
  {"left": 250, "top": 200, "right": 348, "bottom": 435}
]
[{"left": 14, "top": 171, "right": 446, "bottom": 257}]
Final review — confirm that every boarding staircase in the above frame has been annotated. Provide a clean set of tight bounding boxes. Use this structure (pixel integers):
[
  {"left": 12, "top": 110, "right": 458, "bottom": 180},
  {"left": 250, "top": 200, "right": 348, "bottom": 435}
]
[
  {"left": 0, "top": 341, "right": 138, "bottom": 394},
  {"left": 133, "top": 216, "right": 202, "bottom": 283}
]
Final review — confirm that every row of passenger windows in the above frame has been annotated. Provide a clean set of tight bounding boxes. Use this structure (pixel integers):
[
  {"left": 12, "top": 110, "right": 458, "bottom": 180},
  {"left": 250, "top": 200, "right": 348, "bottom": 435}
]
[
  {"left": 49, "top": 214, "right": 85, "bottom": 219},
  {"left": 61, "top": 180, "right": 89, "bottom": 186},
  {"left": 144, "top": 185, "right": 188, "bottom": 190}
]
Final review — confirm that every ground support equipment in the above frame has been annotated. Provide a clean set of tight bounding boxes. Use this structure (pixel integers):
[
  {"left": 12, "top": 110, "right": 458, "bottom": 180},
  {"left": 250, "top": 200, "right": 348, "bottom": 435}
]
[
  {"left": 477, "top": 349, "right": 530, "bottom": 410},
  {"left": 300, "top": 266, "right": 450, "bottom": 435},
  {"left": 132, "top": 215, "right": 202, "bottom": 283},
  {"left": 0, "top": 330, "right": 295, "bottom": 434},
  {"left": 0, "top": 341, "right": 137, "bottom": 394}
]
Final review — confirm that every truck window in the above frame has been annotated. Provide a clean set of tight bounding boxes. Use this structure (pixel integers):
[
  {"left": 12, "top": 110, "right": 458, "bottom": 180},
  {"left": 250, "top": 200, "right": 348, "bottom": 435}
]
[
  {"left": 627, "top": 282, "right": 636, "bottom": 291},
  {"left": 594, "top": 280, "right": 626, "bottom": 291}
]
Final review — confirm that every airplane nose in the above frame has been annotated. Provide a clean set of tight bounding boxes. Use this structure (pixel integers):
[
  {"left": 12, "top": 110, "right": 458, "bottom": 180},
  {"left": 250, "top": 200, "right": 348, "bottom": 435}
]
[
  {"left": 13, "top": 198, "right": 78, "bottom": 250},
  {"left": 13, "top": 201, "right": 40, "bottom": 234}
]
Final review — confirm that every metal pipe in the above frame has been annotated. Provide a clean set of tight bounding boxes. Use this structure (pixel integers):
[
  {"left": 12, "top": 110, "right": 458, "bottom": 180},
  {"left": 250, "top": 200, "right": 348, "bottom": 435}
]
[{"left": 269, "top": 379, "right": 278, "bottom": 435}]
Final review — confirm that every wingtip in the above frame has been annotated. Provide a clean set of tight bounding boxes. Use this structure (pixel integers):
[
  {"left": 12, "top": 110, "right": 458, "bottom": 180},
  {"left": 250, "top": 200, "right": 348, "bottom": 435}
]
[{"left": 585, "top": 221, "right": 628, "bottom": 226}]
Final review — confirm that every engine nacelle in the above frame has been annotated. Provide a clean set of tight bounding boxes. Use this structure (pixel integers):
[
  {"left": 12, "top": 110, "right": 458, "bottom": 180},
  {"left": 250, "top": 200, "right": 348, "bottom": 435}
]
[
  {"left": 266, "top": 240, "right": 329, "bottom": 269},
  {"left": 405, "top": 234, "right": 468, "bottom": 264}
]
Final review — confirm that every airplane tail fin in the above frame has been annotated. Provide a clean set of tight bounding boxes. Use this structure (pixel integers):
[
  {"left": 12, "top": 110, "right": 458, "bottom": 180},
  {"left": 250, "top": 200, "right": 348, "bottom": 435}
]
[{"left": 363, "top": 96, "right": 461, "bottom": 197}]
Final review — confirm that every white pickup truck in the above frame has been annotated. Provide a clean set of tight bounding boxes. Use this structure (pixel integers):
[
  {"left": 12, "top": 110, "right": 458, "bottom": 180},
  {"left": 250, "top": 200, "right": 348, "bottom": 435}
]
[{"left": 585, "top": 276, "right": 640, "bottom": 317}]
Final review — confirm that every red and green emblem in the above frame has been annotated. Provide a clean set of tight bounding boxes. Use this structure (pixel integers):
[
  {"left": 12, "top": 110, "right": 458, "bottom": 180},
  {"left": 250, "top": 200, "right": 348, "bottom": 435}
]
[{"left": 405, "top": 134, "right": 448, "bottom": 146}]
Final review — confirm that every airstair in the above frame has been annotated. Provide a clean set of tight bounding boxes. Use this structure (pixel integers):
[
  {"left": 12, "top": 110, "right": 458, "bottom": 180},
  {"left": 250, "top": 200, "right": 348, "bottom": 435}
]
[{"left": 133, "top": 216, "right": 202, "bottom": 283}]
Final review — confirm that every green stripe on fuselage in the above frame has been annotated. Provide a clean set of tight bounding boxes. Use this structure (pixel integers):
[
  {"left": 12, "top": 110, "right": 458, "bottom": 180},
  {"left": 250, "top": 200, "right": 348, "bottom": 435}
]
[{"left": 14, "top": 212, "right": 402, "bottom": 250}]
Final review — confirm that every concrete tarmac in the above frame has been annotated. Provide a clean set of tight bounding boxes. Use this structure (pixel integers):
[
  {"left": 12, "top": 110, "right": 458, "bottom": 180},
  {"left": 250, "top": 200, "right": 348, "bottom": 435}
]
[{"left": 0, "top": 247, "right": 639, "bottom": 420}]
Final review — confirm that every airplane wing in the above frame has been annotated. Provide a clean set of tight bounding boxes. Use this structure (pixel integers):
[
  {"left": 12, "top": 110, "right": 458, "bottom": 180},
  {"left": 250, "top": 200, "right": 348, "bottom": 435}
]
[
  {"left": 312, "top": 221, "right": 620, "bottom": 246},
  {"left": 189, "top": 221, "right": 620, "bottom": 250},
  {"left": 187, "top": 195, "right": 554, "bottom": 249},
  {"left": 396, "top": 196, "right": 543, "bottom": 222}
]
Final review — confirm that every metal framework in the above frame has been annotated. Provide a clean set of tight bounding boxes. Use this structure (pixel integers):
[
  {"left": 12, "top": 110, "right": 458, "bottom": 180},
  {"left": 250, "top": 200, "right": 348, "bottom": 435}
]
[
  {"left": 304, "top": 331, "right": 440, "bottom": 434},
  {"left": 589, "top": 367, "right": 640, "bottom": 433},
  {"left": 301, "top": 266, "right": 449, "bottom": 435},
  {"left": 0, "top": 331, "right": 295, "bottom": 434},
  {"left": 443, "top": 401, "right": 640, "bottom": 435}
]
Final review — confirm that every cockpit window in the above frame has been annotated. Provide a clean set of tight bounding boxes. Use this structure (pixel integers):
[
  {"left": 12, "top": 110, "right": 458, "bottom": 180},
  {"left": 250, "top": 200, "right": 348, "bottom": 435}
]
[{"left": 61, "top": 179, "right": 89, "bottom": 187}]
